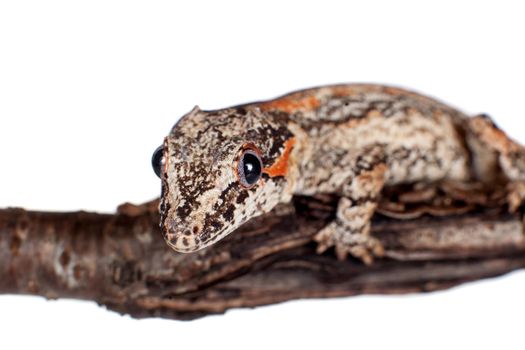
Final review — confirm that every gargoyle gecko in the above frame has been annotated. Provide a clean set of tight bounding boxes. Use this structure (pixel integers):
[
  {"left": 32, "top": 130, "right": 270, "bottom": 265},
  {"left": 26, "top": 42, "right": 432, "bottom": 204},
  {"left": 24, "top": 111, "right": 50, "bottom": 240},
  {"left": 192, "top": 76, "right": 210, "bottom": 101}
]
[{"left": 152, "top": 84, "right": 525, "bottom": 264}]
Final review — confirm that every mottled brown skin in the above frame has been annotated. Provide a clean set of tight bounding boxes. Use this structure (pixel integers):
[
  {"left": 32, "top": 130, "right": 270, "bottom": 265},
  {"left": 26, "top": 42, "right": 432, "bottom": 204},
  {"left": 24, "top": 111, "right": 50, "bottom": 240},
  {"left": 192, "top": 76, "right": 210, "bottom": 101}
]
[{"left": 158, "top": 84, "right": 525, "bottom": 264}]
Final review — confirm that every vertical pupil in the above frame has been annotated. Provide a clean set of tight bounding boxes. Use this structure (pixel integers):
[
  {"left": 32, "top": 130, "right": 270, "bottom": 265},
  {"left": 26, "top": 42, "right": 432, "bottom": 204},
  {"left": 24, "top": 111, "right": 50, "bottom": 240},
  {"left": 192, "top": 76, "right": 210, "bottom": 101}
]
[{"left": 243, "top": 152, "right": 261, "bottom": 185}]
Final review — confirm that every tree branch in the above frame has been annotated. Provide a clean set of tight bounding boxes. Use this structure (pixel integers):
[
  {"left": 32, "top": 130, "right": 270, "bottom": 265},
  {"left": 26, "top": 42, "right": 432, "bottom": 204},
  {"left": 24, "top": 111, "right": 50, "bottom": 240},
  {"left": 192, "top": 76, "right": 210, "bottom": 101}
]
[{"left": 1, "top": 183, "right": 524, "bottom": 320}]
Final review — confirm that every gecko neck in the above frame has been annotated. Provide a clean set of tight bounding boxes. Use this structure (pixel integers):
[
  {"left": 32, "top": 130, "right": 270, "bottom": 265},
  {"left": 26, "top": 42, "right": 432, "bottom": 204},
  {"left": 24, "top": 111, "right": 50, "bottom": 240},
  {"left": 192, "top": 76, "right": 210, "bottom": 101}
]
[{"left": 279, "top": 119, "right": 310, "bottom": 200}]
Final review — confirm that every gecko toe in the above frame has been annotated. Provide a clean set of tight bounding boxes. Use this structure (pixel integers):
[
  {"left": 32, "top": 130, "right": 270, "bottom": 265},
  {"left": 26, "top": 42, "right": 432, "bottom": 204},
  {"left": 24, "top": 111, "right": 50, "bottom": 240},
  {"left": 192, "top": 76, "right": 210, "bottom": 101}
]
[
  {"left": 314, "top": 223, "right": 383, "bottom": 265},
  {"left": 313, "top": 223, "right": 337, "bottom": 254},
  {"left": 507, "top": 181, "right": 525, "bottom": 212},
  {"left": 335, "top": 244, "right": 349, "bottom": 261}
]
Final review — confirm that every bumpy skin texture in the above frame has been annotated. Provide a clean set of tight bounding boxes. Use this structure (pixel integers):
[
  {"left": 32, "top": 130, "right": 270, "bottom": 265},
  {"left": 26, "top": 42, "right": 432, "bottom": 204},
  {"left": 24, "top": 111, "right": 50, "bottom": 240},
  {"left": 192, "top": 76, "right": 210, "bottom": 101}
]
[{"left": 158, "top": 84, "right": 525, "bottom": 264}]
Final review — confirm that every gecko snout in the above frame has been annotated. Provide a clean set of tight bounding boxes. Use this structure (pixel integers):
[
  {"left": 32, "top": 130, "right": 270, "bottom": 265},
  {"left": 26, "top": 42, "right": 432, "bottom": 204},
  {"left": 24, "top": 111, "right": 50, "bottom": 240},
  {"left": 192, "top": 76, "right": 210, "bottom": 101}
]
[{"left": 163, "top": 217, "right": 205, "bottom": 253}]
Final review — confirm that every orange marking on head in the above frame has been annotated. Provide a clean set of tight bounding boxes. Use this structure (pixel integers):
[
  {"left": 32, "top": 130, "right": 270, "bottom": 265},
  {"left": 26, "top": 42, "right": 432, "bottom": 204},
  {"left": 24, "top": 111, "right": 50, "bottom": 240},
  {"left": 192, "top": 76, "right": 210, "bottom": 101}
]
[
  {"left": 260, "top": 96, "right": 320, "bottom": 113},
  {"left": 263, "top": 138, "right": 296, "bottom": 178}
]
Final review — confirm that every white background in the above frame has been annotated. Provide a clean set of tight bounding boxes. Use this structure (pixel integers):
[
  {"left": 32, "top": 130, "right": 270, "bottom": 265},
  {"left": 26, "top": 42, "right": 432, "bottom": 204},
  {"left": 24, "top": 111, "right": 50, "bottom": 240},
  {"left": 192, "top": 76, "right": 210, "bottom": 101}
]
[{"left": 1, "top": 1, "right": 524, "bottom": 349}]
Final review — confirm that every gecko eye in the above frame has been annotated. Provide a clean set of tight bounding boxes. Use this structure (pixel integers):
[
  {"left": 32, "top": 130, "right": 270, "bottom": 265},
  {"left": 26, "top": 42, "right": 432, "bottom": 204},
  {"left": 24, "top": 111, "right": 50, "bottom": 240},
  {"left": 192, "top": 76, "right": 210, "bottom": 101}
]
[
  {"left": 237, "top": 149, "right": 263, "bottom": 188},
  {"left": 152, "top": 145, "right": 165, "bottom": 179}
]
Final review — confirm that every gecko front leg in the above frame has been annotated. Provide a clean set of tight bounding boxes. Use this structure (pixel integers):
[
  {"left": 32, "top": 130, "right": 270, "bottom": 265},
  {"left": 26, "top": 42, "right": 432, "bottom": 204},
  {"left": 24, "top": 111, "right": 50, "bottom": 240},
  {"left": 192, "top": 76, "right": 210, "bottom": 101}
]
[{"left": 314, "top": 156, "right": 387, "bottom": 265}]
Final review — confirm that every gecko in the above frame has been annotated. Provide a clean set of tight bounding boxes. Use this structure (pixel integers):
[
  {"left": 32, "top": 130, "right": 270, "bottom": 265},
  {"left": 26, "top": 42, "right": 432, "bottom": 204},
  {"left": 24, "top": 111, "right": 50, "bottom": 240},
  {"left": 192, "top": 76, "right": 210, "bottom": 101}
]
[{"left": 152, "top": 84, "right": 525, "bottom": 264}]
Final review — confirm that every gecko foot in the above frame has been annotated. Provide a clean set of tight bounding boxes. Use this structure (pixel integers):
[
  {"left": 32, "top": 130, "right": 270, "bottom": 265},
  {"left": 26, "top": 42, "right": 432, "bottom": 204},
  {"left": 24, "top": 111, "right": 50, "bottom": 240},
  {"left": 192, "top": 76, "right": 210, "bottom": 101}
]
[{"left": 314, "top": 222, "right": 384, "bottom": 265}]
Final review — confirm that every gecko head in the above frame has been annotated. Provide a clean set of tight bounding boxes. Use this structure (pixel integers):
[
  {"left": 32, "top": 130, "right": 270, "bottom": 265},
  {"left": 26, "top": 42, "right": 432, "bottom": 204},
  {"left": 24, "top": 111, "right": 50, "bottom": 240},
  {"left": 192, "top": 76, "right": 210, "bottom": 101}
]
[{"left": 152, "top": 106, "right": 296, "bottom": 253}]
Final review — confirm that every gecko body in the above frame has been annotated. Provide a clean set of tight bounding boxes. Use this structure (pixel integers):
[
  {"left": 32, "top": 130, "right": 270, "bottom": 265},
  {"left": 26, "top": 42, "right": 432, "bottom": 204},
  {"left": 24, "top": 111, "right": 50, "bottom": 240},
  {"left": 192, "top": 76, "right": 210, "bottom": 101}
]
[{"left": 153, "top": 84, "right": 525, "bottom": 264}]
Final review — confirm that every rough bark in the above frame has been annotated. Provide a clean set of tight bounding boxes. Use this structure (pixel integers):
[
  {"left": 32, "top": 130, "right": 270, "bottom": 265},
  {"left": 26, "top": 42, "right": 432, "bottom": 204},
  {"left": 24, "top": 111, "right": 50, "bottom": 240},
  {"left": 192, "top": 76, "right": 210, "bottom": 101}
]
[{"left": 0, "top": 182, "right": 524, "bottom": 320}]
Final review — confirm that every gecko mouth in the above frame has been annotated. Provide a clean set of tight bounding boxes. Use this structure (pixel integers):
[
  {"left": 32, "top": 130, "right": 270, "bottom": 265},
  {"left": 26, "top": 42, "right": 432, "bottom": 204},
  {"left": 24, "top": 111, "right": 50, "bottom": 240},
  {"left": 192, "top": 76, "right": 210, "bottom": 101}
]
[
  {"left": 163, "top": 217, "right": 201, "bottom": 253},
  {"left": 161, "top": 197, "right": 222, "bottom": 253},
  {"left": 162, "top": 210, "right": 236, "bottom": 253}
]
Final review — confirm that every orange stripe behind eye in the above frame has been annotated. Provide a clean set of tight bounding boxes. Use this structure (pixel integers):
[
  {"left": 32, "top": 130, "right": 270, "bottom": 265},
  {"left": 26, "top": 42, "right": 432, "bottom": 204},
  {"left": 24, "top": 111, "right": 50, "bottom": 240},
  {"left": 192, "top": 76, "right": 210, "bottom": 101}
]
[
  {"left": 263, "top": 138, "right": 296, "bottom": 178},
  {"left": 260, "top": 96, "right": 320, "bottom": 113}
]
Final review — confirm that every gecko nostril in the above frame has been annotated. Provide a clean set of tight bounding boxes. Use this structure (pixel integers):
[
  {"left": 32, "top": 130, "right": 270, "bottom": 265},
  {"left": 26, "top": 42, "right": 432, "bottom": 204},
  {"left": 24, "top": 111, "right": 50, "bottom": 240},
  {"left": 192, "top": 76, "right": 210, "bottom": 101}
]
[{"left": 192, "top": 225, "right": 200, "bottom": 234}]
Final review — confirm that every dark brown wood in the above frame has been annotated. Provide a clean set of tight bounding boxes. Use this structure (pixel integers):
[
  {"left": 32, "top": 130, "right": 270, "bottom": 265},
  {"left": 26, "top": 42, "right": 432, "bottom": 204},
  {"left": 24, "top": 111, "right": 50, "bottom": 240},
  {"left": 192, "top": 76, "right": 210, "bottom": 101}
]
[{"left": 1, "top": 182, "right": 524, "bottom": 320}]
